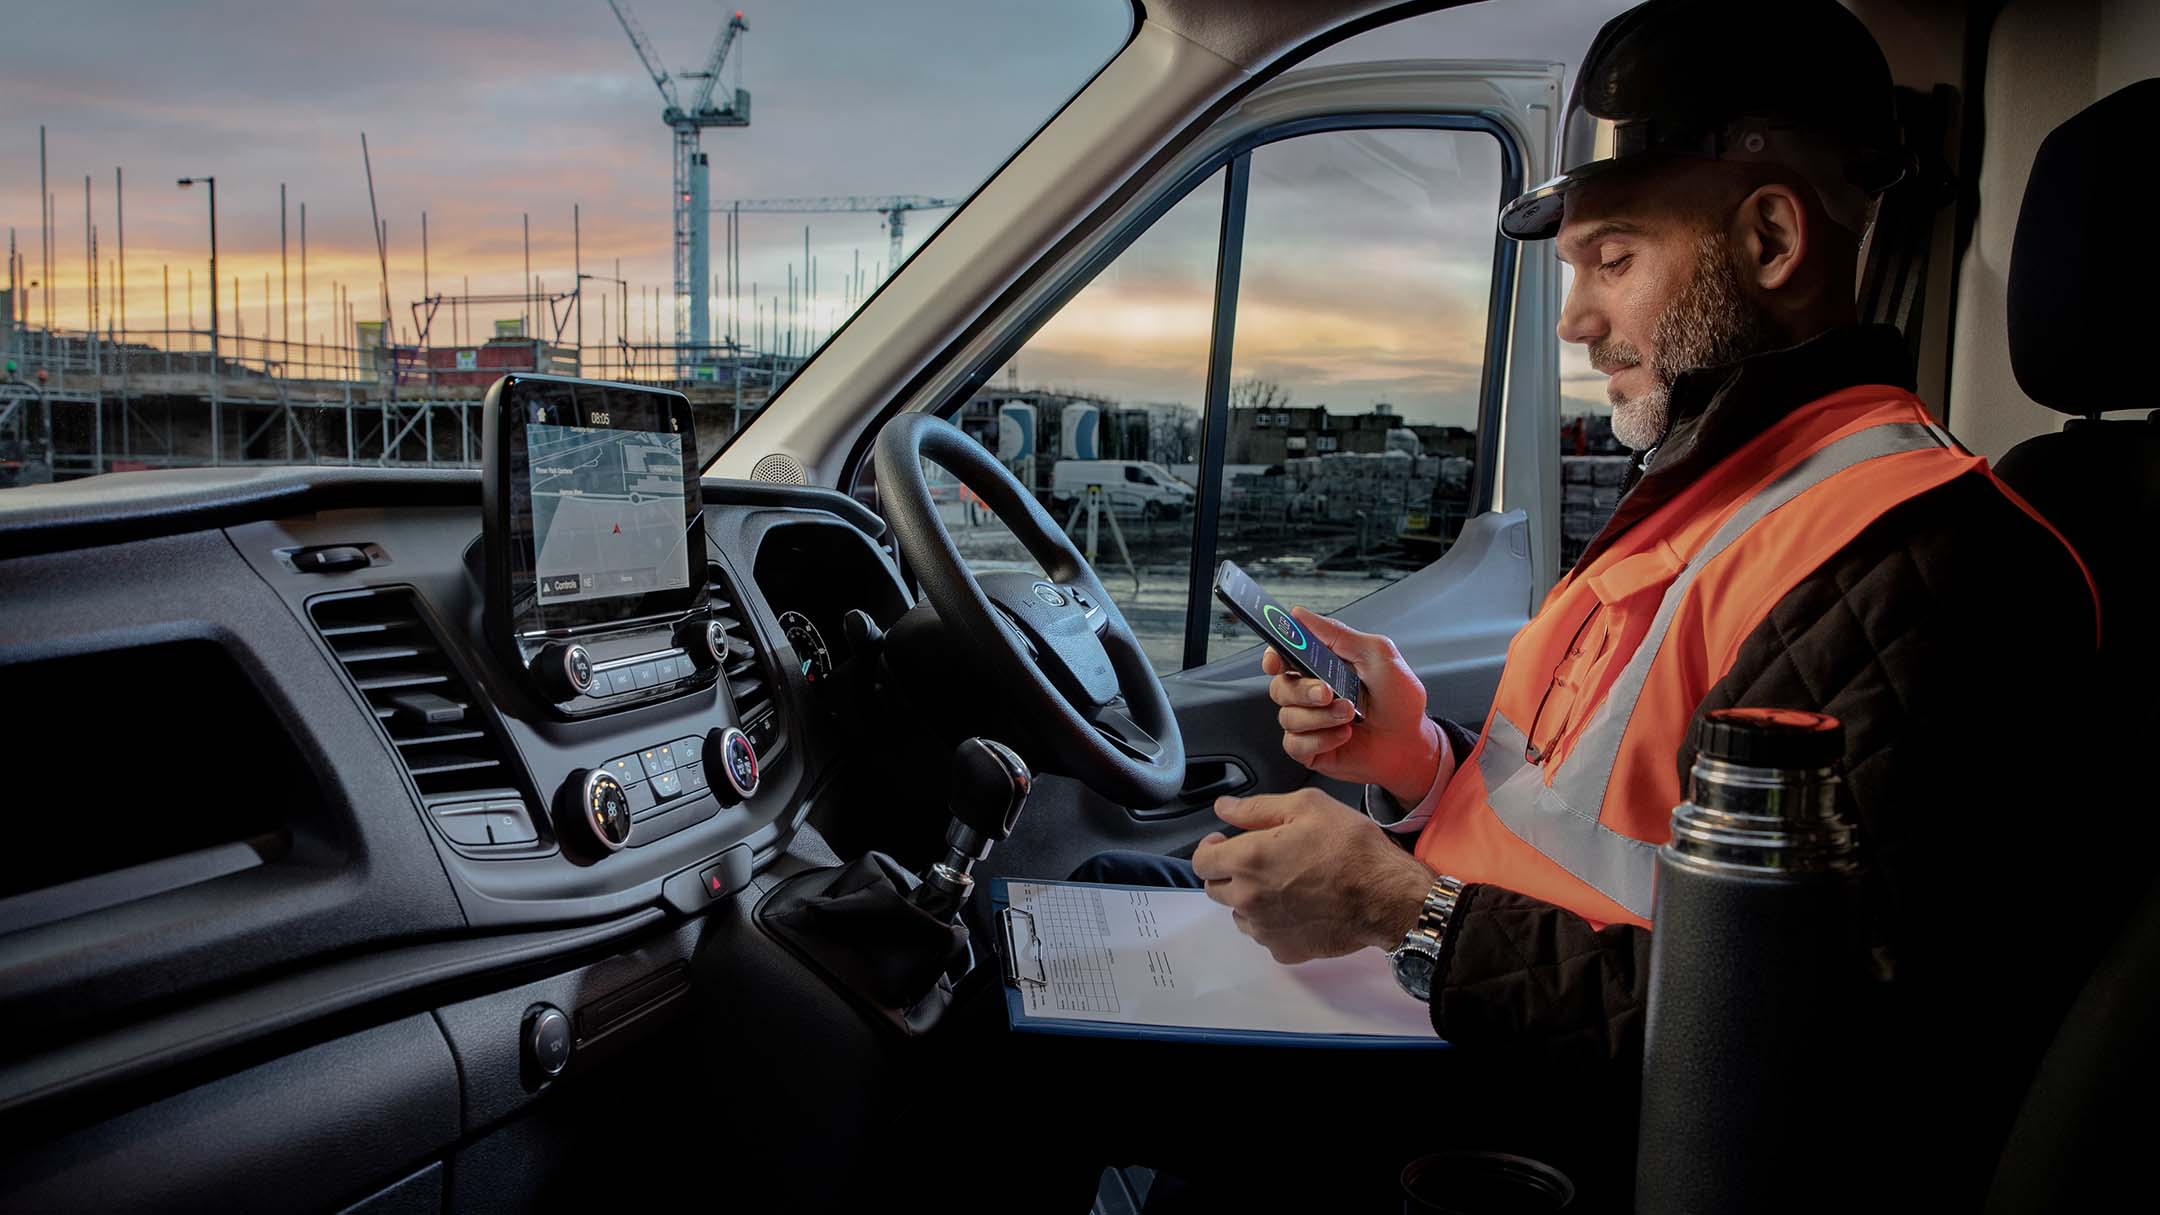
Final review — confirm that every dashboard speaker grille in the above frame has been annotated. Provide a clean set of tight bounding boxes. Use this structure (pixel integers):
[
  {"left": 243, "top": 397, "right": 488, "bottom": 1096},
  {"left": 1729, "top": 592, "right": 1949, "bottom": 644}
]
[
  {"left": 307, "top": 587, "right": 516, "bottom": 800},
  {"left": 705, "top": 562, "right": 775, "bottom": 721},
  {"left": 749, "top": 452, "right": 808, "bottom": 485}
]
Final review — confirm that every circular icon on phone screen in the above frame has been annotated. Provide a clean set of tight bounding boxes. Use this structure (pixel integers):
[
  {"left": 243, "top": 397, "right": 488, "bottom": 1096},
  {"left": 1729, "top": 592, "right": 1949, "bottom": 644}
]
[{"left": 1262, "top": 603, "right": 1308, "bottom": 650}]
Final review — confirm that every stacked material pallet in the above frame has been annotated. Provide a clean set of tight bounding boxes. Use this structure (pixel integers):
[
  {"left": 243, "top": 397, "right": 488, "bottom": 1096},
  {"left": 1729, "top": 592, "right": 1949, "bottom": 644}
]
[
  {"left": 1230, "top": 451, "right": 1448, "bottom": 531},
  {"left": 1561, "top": 454, "right": 1633, "bottom": 567}
]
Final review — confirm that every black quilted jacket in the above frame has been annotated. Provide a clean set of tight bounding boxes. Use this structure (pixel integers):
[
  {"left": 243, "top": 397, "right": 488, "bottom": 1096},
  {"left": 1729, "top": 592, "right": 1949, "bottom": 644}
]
[{"left": 1424, "top": 325, "right": 2104, "bottom": 1187}]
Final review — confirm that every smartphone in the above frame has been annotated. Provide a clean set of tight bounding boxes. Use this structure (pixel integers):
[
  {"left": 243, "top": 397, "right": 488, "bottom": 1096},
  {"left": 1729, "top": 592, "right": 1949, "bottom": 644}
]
[{"left": 1213, "top": 559, "right": 1363, "bottom": 720}]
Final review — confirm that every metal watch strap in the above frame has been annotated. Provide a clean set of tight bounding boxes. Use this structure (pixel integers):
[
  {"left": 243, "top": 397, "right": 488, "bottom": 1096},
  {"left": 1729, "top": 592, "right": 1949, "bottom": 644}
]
[{"left": 1415, "top": 873, "right": 1465, "bottom": 937}]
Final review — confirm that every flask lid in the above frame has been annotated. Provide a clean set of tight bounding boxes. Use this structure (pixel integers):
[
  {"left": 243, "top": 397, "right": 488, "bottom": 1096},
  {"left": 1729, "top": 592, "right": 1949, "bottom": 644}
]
[{"left": 1689, "top": 707, "right": 1843, "bottom": 770}]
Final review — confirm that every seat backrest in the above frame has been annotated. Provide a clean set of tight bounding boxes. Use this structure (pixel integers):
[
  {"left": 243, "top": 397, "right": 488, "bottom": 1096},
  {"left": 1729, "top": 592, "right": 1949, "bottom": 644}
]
[
  {"left": 1987, "top": 77, "right": 2160, "bottom": 1212},
  {"left": 1996, "top": 77, "right": 2160, "bottom": 679}
]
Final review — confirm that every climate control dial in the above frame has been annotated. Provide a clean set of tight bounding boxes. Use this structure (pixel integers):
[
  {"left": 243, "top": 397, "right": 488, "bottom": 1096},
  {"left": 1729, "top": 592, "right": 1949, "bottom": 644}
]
[
  {"left": 709, "top": 726, "right": 760, "bottom": 804},
  {"left": 565, "top": 768, "right": 632, "bottom": 852}
]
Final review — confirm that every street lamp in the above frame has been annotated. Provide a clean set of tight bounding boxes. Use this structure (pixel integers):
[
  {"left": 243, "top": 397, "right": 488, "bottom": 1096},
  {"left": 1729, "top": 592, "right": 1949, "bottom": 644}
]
[{"left": 177, "top": 176, "right": 217, "bottom": 370}]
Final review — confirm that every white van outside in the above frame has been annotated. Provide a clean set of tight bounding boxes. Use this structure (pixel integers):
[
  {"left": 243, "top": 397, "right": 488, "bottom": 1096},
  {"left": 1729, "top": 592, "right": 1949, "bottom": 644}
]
[{"left": 1050, "top": 459, "right": 1196, "bottom": 519}]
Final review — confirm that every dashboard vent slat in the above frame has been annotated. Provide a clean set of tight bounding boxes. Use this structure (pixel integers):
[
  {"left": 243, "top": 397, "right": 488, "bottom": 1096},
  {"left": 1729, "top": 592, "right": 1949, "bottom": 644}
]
[
  {"left": 309, "top": 588, "right": 525, "bottom": 801},
  {"left": 705, "top": 562, "right": 775, "bottom": 721}
]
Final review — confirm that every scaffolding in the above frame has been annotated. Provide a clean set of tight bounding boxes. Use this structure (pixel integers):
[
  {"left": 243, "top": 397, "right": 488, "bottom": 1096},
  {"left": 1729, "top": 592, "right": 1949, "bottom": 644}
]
[{"left": 0, "top": 319, "right": 798, "bottom": 486}]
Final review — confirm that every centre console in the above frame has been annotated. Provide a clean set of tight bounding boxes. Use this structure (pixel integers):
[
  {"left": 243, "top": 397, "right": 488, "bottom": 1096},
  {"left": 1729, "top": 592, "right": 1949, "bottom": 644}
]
[{"left": 476, "top": 373, "right": 769, "bottom": 866}]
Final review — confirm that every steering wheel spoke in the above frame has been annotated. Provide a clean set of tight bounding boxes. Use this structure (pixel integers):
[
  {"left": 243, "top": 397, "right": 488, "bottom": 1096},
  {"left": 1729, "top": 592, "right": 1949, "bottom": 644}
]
[
  {"left": 1089, "top": 701, "right": 1164, "bottom": 762},
  {"left": 1062, "top": 583, "right": 1111, "bottom": 635}
]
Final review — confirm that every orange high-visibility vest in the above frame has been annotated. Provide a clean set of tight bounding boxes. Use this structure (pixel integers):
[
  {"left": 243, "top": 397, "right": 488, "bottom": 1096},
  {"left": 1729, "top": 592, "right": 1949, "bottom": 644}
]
[{"left": 1413, "top": 386, "right": 2094, "bottom": 927}]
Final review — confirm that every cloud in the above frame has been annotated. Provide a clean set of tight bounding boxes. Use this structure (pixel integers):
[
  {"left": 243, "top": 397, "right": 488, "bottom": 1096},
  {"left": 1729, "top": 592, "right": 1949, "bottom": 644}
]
[{"left": 3, "top": 0, "right": 1636, "bottom": 440}]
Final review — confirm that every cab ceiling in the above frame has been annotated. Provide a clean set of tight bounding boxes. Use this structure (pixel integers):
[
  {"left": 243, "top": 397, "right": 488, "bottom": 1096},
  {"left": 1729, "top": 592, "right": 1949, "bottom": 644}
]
[{"left": 1141, "top": 0, "right": 1470, "bottom": 72}]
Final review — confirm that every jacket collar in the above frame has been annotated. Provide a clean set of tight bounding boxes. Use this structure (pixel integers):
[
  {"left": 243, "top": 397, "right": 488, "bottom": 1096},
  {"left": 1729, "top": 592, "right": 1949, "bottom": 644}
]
[{"left": 1573, "top": 323, "right": 1917, "bottom": 571}]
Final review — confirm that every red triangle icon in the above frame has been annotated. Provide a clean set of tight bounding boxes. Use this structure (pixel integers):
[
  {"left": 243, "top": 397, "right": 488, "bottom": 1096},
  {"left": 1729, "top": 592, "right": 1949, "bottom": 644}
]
[{"left": 612, "top": 522, "right": 622, "bottom": 534}]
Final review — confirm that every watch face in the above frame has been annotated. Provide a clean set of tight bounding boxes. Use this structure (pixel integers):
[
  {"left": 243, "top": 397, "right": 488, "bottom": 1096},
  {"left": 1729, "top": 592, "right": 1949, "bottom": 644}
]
[{"left": 1392, "top": 946, "right": 1437, "bottom": 998}]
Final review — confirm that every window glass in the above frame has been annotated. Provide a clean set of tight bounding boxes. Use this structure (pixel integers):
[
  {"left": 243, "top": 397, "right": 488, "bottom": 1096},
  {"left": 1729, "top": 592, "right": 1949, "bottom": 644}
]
[
  {"left": 0, "top": 0, "right": 1131, "bottom": 488},
  {"left": 1205, "top": 128, "right": 1503, "bottom": 663},
  {"left": 1555, "top": 263, "right": 1628, "bottom": 567},
  {"left": 938, "top": 171, "right": 1225, "bottom": 674},
  {"left": 1312, "top": 0, "right": 1640, "bottom": 577}
]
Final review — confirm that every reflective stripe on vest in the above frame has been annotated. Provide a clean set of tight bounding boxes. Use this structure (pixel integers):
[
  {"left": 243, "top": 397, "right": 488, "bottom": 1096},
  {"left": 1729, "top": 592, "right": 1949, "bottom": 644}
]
[{"left": 1479, "top": 420, "right": 1951, "bottom": 919}]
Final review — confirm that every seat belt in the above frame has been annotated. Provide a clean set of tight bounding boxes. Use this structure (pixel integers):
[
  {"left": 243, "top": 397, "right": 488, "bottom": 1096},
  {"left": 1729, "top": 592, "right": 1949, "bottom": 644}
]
[{"left": 1857, "top": 84, "right": 1959, "bottom": 365}]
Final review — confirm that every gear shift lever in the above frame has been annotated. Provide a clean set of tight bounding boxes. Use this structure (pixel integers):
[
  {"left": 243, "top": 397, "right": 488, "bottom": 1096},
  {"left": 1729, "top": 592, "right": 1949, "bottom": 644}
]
[{"left": 913, "top": 738, "right": 1031, "bottom": 922}]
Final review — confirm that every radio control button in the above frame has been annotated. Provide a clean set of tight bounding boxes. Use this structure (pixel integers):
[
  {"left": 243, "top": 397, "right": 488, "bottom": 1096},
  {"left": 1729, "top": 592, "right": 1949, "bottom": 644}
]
[
  {"left": 671, "top": 653, "right": 698, "bottom": 681},
  {"left": 632, "top": 661, "right": 661, "bottom": 689},
  {"left": 603, "top": 667, "right": 635, "bottom": 696},
  {"left": 531, "top": 642, "right": 595, "bottom": 700}
]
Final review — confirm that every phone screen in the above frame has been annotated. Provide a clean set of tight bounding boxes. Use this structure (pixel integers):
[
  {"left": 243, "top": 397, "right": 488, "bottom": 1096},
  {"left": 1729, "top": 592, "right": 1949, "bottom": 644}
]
[{"left": 1213, "top": 560, "right": 1362, "bottom": 713}]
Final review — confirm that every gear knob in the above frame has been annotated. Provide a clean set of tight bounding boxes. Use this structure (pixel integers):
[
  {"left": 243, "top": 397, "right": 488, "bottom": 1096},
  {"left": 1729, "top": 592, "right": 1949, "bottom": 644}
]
[
  {"left": 949, "top": 737, "right": 1031, "bottom": 846},
  {"left": 913, "top": 739, "right": 1031, "bottom": 924}
]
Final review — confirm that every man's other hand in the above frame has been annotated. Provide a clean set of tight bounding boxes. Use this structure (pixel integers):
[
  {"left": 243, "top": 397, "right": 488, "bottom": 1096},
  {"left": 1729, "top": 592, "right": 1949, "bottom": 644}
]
[
  {"left": 1264, "top": 607, "right": 1445, "bottom": 806},
  {"left": 1190, "top": 789, "right": 1434, "bottom": 965}
]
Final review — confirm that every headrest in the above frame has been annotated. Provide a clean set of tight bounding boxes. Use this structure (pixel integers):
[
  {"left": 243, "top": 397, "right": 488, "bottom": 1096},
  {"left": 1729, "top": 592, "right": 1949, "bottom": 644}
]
[{"left": 2008, "top": 79, "right": 2160, "bottom": 416}]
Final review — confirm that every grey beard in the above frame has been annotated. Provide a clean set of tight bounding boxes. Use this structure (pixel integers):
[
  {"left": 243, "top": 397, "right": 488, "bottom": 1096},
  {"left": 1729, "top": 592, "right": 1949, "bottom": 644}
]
[{"left": 1607, "top": 231, "right": 1784, "bottom": 452}]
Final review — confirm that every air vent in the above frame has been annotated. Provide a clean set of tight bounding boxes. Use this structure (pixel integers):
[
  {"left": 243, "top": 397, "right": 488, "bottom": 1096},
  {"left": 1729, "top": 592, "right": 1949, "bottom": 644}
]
[
  {"left": 308, "top": 587, "right": 516, "bottom": 800},
  {"left": 706, "top": 561, "right": 775, "bottom": 720}
]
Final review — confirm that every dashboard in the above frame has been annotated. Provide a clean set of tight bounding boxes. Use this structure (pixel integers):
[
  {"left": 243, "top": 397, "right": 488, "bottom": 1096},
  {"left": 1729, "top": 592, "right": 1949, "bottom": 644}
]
[{"left": 0, "top": 415, "right": 912, "bottom": 1206}]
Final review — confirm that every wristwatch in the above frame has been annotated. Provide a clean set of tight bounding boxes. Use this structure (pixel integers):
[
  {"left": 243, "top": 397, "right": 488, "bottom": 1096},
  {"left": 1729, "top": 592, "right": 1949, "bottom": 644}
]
[{"left": 1389, "top": 874, "right": 1465, "bottom": 1003}]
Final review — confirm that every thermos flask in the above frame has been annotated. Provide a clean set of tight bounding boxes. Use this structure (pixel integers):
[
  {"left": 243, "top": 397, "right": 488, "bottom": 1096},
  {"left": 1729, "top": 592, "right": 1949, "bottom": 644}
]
[{"left": 1635, "top": 707, "right": 1873, "bottom": 1213}]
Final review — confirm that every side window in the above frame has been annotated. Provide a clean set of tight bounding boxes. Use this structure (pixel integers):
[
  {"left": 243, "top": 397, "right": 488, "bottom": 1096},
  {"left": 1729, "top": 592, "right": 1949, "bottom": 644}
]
[
  {"left": 1205, "top": 128, "right": 1504, "bottom": 662},
  {"left": 944, "top": 171, "right": 1227, "bottom": 675},
  {"left": 1556, "top": 264, "right": 1628, "bottom": 568},
  {"left": 936, "top": 127, "right": 1511, "bottom": 673}
]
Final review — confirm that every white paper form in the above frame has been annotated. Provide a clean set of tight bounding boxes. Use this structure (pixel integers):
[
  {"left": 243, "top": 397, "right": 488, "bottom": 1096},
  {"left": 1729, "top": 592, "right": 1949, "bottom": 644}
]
[{"left": 1004, "top": 881, "right": 1435, "bottom": 1041}]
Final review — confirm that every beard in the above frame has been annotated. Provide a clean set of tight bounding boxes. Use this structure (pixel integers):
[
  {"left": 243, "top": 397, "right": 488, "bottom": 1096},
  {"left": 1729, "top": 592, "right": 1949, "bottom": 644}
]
[{"left": 1595, "top": 231, "right": 1784, "bottom": 451}]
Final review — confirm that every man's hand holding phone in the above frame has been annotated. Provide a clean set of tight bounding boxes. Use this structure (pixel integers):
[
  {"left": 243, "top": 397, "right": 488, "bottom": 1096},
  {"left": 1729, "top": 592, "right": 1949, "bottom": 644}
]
[{"left": 1264, "top": 607, "right": 1451, "bottom": 807}]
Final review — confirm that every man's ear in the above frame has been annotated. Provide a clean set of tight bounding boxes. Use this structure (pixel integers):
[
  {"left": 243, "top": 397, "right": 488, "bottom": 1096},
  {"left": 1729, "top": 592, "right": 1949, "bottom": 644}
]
[{"left": 1733, "top": 183, "right": 1809, "bottom": 292}]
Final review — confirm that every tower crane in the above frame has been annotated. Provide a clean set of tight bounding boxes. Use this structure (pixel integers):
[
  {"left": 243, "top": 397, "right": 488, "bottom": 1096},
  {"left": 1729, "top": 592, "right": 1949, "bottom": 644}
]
[
  {"left": 714, "top": 195, "right": 959, "bottom": 281},
  {"left": 606, "top": 0, "right": 749, "bottom": 375}
]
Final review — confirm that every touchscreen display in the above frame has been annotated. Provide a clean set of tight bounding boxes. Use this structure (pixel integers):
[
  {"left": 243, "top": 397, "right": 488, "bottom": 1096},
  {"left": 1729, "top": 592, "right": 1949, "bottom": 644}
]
[
  {"left": 484, "top": 374, "right": 704, "bottom": 645},
  {"left": 526, "top": 421, "right": 690, "bottom": 605}
]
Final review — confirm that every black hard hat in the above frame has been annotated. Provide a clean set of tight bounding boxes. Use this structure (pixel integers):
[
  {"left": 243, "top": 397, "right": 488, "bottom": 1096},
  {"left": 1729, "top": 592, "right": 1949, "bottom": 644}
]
[{"left": 1499, "top": 0, "right": 1909, "bottom": 241}]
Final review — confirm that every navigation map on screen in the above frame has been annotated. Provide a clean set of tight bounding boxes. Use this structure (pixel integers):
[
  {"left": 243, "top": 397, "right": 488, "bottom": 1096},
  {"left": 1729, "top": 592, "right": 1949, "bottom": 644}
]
[{"left": 527, "top": 422, "right": 689, "bottom": 605}]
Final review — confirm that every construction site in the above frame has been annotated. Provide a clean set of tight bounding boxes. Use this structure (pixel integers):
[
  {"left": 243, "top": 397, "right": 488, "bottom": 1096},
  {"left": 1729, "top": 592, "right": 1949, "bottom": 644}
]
[
  {"left": 0, "top": 2, "right": 958, "bottom": 486},
  {"left": 0, "top": 0, "right": 1619, "bottom": 651}
]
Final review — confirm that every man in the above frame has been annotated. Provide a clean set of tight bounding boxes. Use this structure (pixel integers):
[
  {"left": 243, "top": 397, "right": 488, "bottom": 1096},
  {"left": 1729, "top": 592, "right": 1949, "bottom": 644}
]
[{"left": 1059, "top": 0, "right": 2104, "bottom": 1206}]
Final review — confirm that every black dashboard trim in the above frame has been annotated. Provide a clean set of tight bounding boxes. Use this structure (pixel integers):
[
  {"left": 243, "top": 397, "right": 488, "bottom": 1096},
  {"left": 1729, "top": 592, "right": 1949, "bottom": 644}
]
[
  {"left": 0, "top": 907, "right": 666, "bottom": 1127},
  {"left": 0, "top": 467, "right": 885, "bottom": 560}
]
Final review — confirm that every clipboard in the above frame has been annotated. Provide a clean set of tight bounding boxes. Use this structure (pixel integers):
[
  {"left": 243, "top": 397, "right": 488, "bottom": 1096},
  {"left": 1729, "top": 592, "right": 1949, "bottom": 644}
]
[{"left": 991, "top": 877, "right": 1447, "bottom": 1050}]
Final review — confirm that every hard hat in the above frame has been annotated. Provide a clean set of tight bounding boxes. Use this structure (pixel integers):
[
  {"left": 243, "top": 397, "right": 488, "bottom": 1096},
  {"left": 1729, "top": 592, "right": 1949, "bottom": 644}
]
[{"left": 1499, "top": 0, "right": 1910, "bottom": 241}]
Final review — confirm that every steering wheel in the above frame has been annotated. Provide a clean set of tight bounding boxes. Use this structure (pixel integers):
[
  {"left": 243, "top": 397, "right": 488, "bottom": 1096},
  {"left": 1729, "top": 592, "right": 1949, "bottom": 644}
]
[{"left": 874, "top": 413, "right": 1187, "bottom": 807}]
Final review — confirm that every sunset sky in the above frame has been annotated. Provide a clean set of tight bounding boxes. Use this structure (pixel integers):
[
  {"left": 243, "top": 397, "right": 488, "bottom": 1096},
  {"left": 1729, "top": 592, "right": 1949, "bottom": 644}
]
[{"left": 4, "top": 0, "right": 1624, "bottom": 421}]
